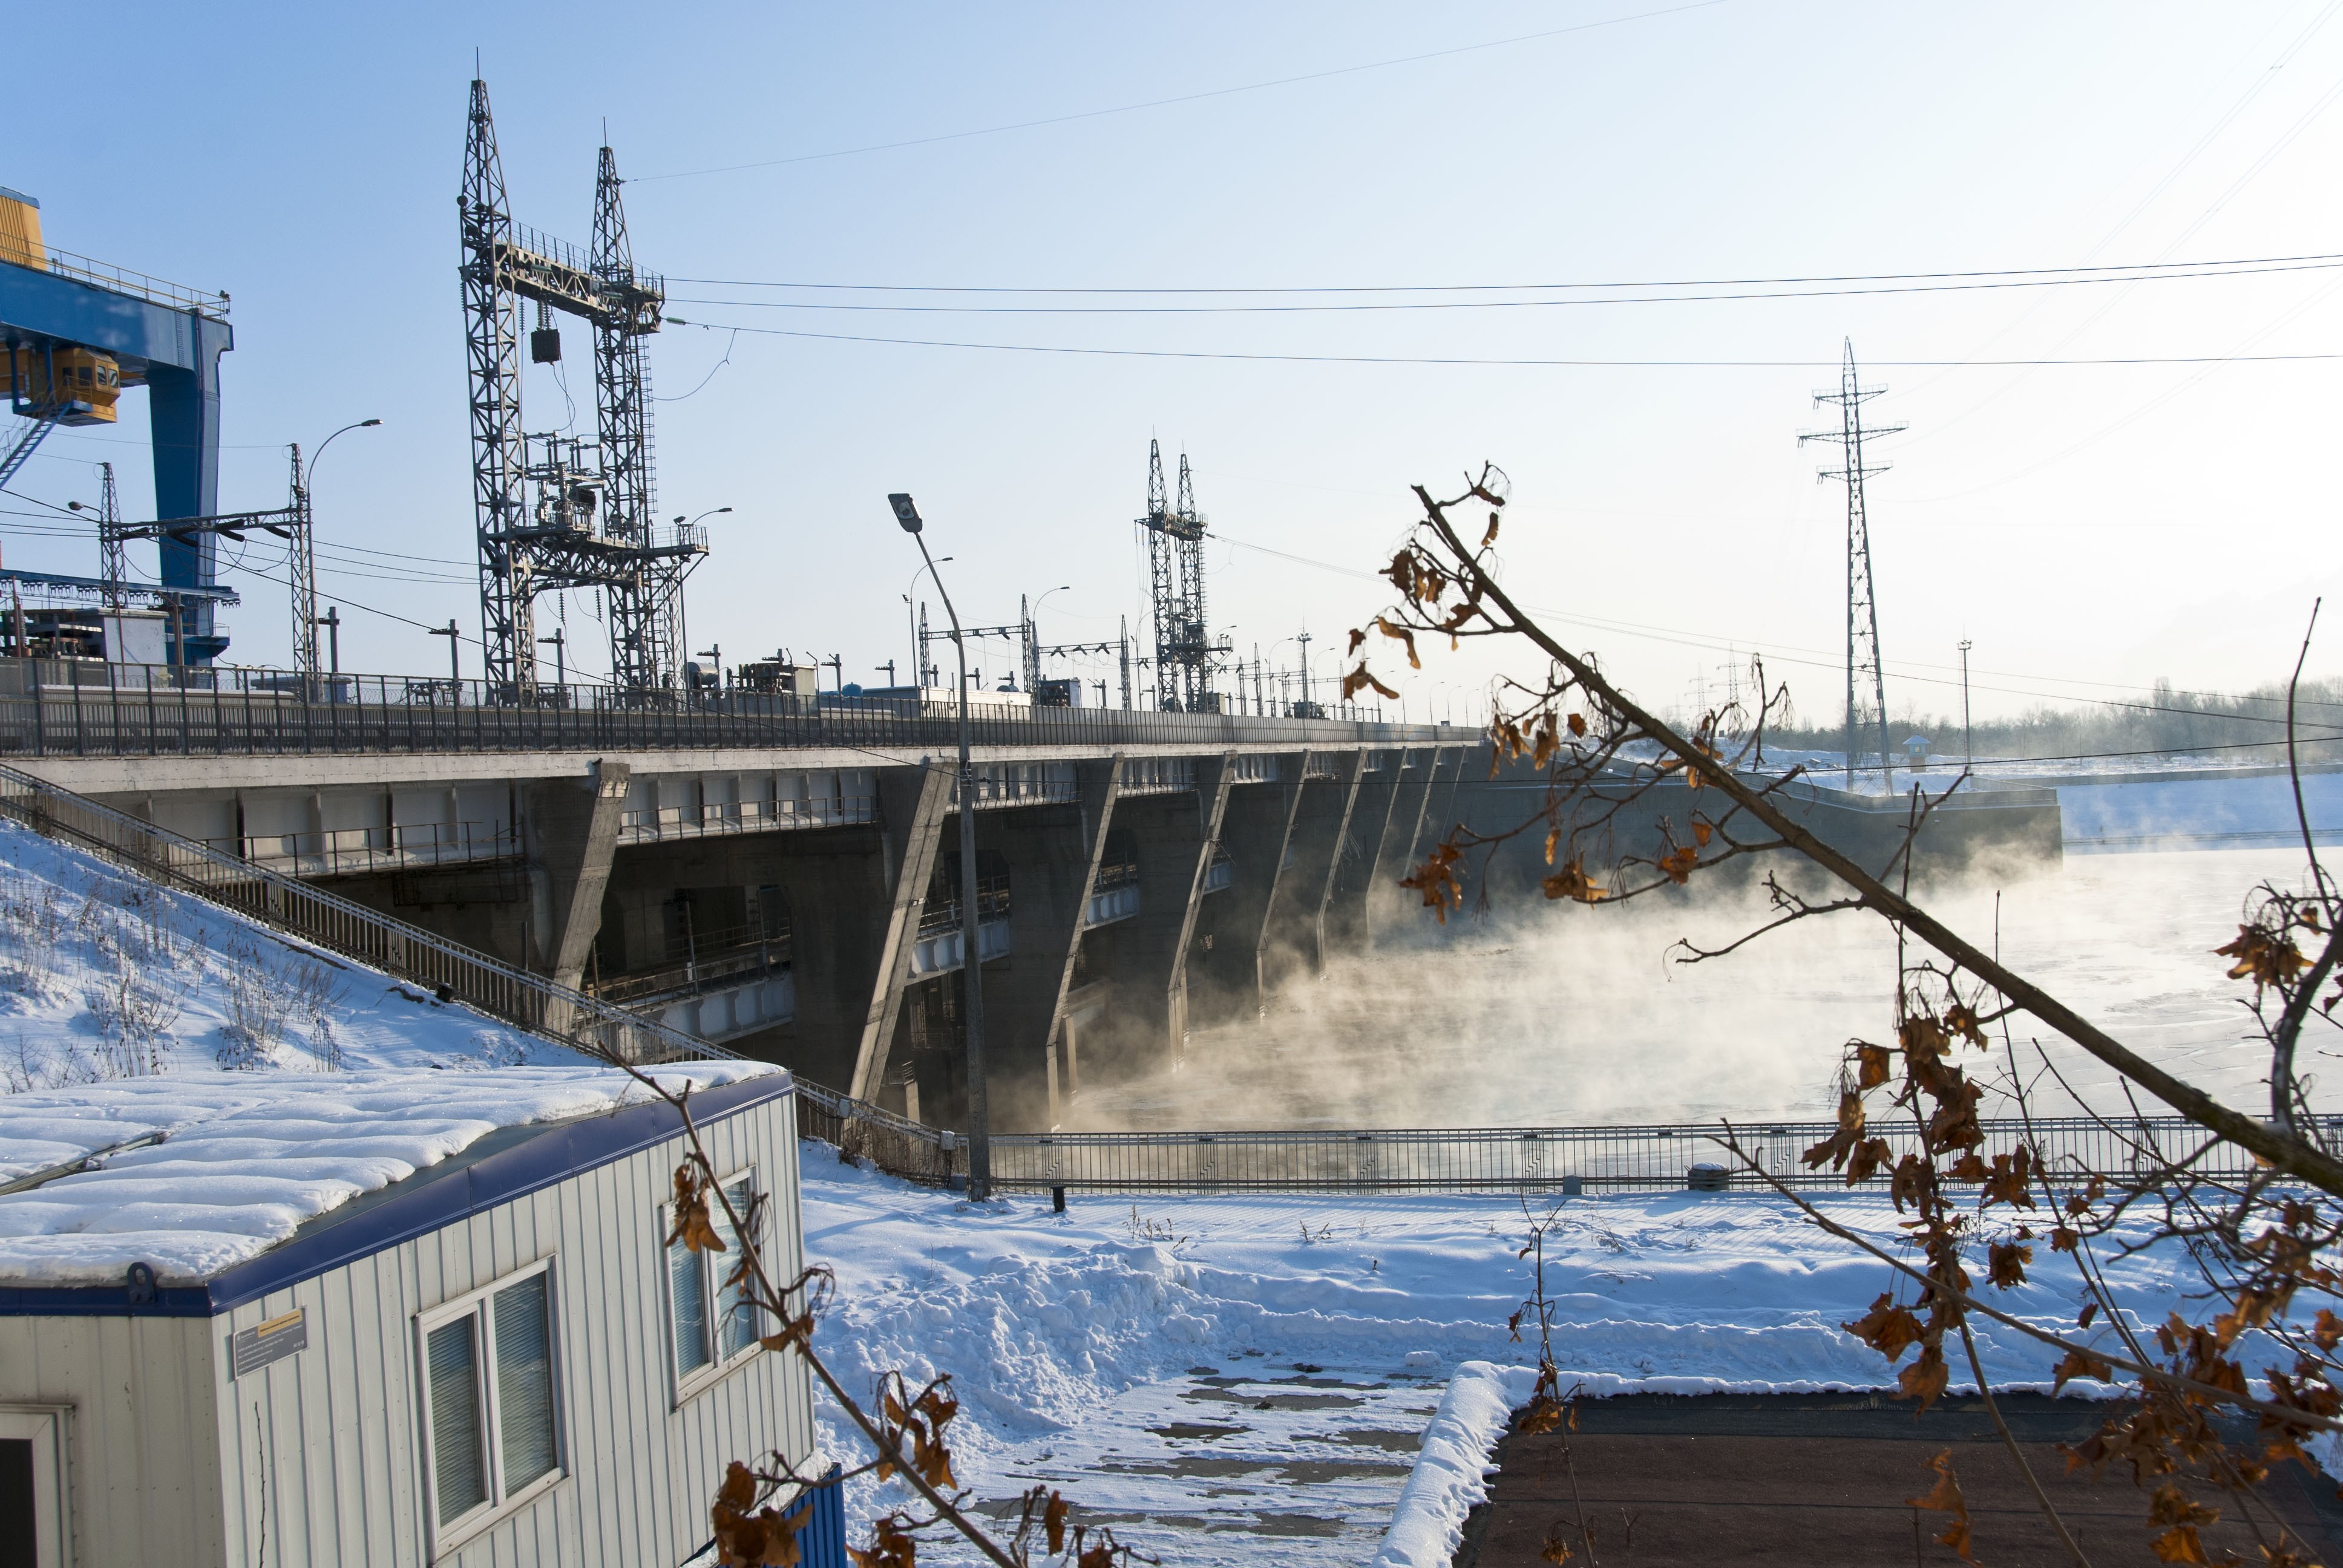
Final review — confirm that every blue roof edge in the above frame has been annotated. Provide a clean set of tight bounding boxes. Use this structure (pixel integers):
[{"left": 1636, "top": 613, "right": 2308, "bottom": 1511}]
[{"left": 0, "top": 1070, "right": 795, "bottom": 1319}]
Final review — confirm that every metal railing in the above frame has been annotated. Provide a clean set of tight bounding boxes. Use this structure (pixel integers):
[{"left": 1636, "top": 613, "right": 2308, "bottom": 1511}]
[
  {"left": 0, "top": 761, "right": 965, "bottom": 1184},
  {"left": 209, "top": 819, "right": 520, "bottom": 878},
  {"left": 0, "top": 658, "right": 1437, "bottom": 760},
  {"left": 986, "top": 1116, "right": 2324, "bottom": 1195},
  {"left": 588, "top": 922, "right": 793, "bottom": 1006},
  {"left": 918, "top": 876, "right": 1011, "bottom": 938},
  {"left": 34, "top": 247, "right": 232, "bottom": 319},
  {"left": 618, "top": 794, "right": 879, "bottom": 843}
]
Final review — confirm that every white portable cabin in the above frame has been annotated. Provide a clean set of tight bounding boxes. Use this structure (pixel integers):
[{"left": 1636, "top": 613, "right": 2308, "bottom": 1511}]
[{"left": 0, "top": 1065, "right": 839, "bottom": 1567}]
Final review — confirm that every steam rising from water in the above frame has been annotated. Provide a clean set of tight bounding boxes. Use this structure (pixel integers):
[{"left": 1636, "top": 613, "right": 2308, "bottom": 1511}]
[{"left": 1076, "top": 847, "right": 2330, "bottom": 1131}]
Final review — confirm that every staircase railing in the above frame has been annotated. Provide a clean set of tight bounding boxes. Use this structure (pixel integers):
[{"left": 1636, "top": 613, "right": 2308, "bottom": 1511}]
[{"left": 0, "top": 761, "right": 963, "bottom": 1183}]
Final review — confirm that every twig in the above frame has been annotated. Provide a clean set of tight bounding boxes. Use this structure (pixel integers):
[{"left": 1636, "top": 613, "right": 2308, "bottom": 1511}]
[
  {"left": 1955, "top": 1316, "right": 2093, "bottom": 1568},
  {"left": 1711, "top": 1128, "right": 2343, "bottom": 1434},
  {"left": 1410, "top": 485, "right": 2343, "bottom": 1197}
]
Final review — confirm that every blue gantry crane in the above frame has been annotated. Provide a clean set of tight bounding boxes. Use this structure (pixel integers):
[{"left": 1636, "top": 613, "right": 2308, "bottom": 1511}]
[{"left": 0, "top": 185, "right": 236, "bottom": 662}]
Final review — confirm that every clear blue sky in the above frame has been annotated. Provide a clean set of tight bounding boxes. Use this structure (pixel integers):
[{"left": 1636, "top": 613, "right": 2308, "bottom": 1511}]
[{"left": 7, "top": 2, "right": 2343, "bottom": 724}]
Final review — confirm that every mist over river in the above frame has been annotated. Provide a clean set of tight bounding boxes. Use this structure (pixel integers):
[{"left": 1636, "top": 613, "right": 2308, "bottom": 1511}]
[{"left": 1073, "top": 846, "right": 2331, "bottom": 1132}]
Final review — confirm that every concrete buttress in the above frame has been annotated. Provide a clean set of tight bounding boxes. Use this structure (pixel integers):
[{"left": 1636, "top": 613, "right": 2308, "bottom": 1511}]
[
  {"left": 1198, "top": 751, "right": 1306, "bottom": 1022},
  {"left": 1308, "top": 749, "right": 1369, "bottom": 972},
  {"left": 849, "top": 762, "right": 955, "bottom": 1104},
  {"left": 978, "top": 756, "right": 1123, "bottom": 1129},
  {"left": 523, "top": 758, "right": 631, "bottom": 991}
]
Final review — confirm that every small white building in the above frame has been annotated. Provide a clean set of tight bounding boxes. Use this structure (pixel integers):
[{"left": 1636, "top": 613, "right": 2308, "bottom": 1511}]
[{"left": 0, "top": 1064, "right": 839, "bottom": 1567}]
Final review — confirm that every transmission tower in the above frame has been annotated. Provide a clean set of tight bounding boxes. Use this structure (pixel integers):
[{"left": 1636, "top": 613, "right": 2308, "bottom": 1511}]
[
  {"left": 1136, "top": 441, "right": 1216, "bottom": 710},
  {"left": 287, "top": 443, "right": 318, "bottom": 681},
  {"left": 458, "top": 79, "right": 704, "bottom": 703},
  {"left": 96, "top": 462, "right": 123, "bottom": 608},
  {"left": 1801, "top": 340, "right": 1903, "bottom": 791},
  {"left": 589, "top": 144, "right": 697, "bottom": 694}
]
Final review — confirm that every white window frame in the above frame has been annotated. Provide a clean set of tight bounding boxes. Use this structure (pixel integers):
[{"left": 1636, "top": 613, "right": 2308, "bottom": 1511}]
[
  {"left": 0, "top": 1406, "right": 69, "bottom": 1568},
  {"left": 413, "top": 1255, "right": 566, "bottom": 1558},
  {"left": 664, "top": 1165, "right": 768, "bottom": 1403}
]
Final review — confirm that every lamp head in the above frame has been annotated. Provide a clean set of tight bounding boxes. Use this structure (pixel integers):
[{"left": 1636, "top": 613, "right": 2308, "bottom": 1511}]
[
  {"left": 359, "top": 418, "right": 382, "bottom": 428},
  {"left": 887, "top": 493, "right": 923, "bottom": 534}
]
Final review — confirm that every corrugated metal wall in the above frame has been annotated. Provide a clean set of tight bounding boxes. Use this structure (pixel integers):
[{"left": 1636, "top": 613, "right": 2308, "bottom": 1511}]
[
  {"left": 212, "top": 1094, "right": 812, "bottom": 1566},
  {"left": 1, "top": 1091, "right": 813, "bottom": 1567},
  {"left": 0, "top": 1313, "right": 224, "bottom": 1563}
]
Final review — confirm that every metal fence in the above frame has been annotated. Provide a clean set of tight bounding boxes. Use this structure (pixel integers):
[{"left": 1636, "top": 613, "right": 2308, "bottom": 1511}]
[
  {"left": 0, "top": 658, "right": 1443, "bottom": 759},
  {"left": 0, "top": 761, "right": 966, "bottom": 1185},
  {"left": 987, "top": 1116, "right": 2327, "bottom": 1195}
]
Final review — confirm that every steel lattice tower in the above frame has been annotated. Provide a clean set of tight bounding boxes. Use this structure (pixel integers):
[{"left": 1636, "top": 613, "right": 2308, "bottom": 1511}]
[
  {"left": 459, "top": 80, "right": 703, "bottom": 702},
  {"left": 589, "top": 145, "right": 694, "bottom": 696},
  {"left": 1136, "top": 441, "right": 1214, "bottom": 710},
  {"left": 1801, "top": 340, "right": 1904, "bottom": 791},
  {"left": 96, "top": 462, "right": 123, "bottom": 609},
  {"left": 287, "top": 442, "right": 318, "bottom": 681},
  {"left": 460, "top": 78, "right": 535, "bottom": 697}
]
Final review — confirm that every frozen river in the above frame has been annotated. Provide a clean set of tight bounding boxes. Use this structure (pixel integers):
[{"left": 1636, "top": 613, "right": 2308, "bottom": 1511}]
[{"left": 1075, "top": 846, "right": 2328, "bottom": 1132}]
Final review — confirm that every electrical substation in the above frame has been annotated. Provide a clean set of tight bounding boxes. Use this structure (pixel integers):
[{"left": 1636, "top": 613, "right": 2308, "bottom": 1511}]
[{"left": 0, "top": 87, "right": 2059, "bottom": 1146}]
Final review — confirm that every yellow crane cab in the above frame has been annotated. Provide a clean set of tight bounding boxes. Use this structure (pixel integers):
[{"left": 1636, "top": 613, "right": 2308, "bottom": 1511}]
[{"left": 7, "top": 344, "right": 122, "bottom": 425}]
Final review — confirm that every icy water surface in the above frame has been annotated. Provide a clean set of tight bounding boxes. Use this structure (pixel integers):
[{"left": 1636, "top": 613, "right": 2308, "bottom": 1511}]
[{"left": 1078, "top": 847, "right": 2324, "bottom": 1131}]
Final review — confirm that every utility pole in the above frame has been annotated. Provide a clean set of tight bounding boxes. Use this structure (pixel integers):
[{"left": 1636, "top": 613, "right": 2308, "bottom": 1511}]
[
  {"left": 1117, "top": 614, "right": 1132, "bottom": 709},
  {"left": 1801, "top": 339, "right": 1904, "bottom": 793},
  {"left": 430, "top": 619, "right": 461, "bottom": 688},
  {"left": 537, "top": 627, "right": 565, "bottom": 694},
  {"left": 1958, "top": 638, "right": 1974, "bottom": 765},
  {"left": 318, "top": 606, "right": 342, "bottom": 675}
]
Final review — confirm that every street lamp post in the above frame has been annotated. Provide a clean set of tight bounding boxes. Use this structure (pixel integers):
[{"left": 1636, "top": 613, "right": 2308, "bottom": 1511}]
[
  {"left": 888, "top": 493, "right": 990, "bottom": 1200},
  {"left": 667, "top": 509, "right": 732, "bottom": 668},
  {"left": 1024, "top": 583, "right": 1070, "bottom": 693},
  {"left": 301, "top": 418, "right": 380, "bottom": 684}
]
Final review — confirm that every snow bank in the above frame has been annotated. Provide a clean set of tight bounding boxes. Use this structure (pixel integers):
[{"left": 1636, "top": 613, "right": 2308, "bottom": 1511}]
[
  {"left": 0, "top": 1062, "right": 770, "bottom": 1284},
  {"left": 792, "top": 1152, "right": 2213, "bottom": 1566},
  {"left": 0, "top": 816, "right": 582, "bottom": 1088},
  {"left": 1371, "top": 1361, "right": 1538, "bottom": 1568},
  {"left": 0, "top": 814, "right": 779, "bottom": 1285}
]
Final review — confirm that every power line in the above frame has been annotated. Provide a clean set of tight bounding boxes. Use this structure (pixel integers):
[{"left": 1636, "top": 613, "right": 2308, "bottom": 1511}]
[
  {"left": 666, "top": 255, "right": 2343, "bottom": 313},
  {"left": 1211, "top": 532, "right": 2343, "bottom": 724},
  {"left": 664, "top": 316, "right": 2343, "bottom": 370},
  {"left": 668, "top": 250, "right": 2343, "bottom": 296}
]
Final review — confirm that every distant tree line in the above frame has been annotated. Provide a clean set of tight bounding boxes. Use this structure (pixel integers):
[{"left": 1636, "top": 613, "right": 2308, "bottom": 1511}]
[{"left": 1744, "top": 676, "right": 2343, "bottom": 765}]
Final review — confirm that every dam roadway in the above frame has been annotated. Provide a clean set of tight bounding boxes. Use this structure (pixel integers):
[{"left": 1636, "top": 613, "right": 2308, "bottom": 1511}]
[{"left": 0, "top": 662, "right": 2061, "bottom": 1134}]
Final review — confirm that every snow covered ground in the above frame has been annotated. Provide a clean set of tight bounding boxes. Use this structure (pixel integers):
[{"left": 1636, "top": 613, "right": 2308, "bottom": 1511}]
[
  {"left": 0, "top": 815, "right": 782, "bottom": 1285},
  {"left": 0, "top": 816, "right": 579, "bottom": 1089},
  {"left": 796, "top": 1148, "right": 2203, "bottom": 1567}
]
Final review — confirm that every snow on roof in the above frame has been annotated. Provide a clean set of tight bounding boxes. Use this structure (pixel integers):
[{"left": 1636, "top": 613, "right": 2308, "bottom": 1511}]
[{"left": 0, "top": 1062, "right": 774, "bottom": 1286}]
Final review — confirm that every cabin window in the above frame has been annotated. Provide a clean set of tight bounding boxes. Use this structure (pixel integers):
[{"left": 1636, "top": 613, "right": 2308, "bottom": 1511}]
[
  {"left": 666, "top": 1168, "right": 764, "bottom": 1398},
  {"left": 416, "top": 1258, "right": 565, "bottom": 1547}
]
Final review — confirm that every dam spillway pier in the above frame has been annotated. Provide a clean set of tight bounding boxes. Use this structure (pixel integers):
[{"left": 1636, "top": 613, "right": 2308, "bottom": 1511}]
[{"left": 0, "top": 658, "right": 2066, "bottom": 1135}]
